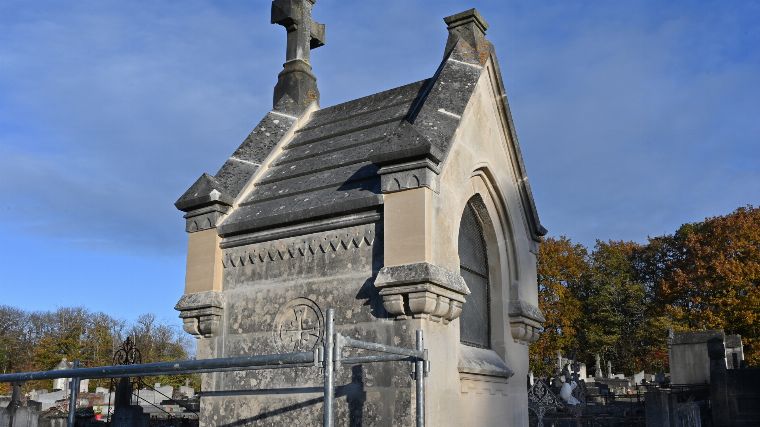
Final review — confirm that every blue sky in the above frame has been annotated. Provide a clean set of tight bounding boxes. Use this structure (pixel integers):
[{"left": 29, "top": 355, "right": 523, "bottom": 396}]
[{"left": 1, "top": 0, "right": 758, "bottom": 325}]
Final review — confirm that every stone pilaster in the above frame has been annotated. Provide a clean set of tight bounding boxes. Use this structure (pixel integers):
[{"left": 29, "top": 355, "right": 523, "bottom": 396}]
[{"left": 174, "top": 173, "right": 228, "bottom": 338}]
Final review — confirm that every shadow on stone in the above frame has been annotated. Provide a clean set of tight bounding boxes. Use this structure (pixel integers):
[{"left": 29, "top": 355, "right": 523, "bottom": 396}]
[{"left": 212, "top": 368, "right": 366, "bottom": 427}]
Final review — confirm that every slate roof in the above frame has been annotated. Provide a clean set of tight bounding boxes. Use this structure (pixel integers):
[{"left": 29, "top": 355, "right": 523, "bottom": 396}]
[
  {"left": 177, "top": 8, "right": 547, "bottom": 241},
  {"left": 218, "top": 80, "right": 429, "bottom": 236},
  {"left": 175, "top": 111, "right": 296, "bottom": 213}
]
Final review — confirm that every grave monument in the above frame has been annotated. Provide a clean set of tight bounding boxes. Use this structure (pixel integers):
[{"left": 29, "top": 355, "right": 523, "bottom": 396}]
[
  {"left": 174, "top": 2, "right": 546, "bottom": 425},
  {"left": 669, "top": 329, "right": 726, "bottom": 385}
]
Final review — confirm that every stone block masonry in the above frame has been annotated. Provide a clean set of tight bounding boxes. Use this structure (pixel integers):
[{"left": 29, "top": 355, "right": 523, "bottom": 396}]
[{"left": 174, "top": 3, "right": 547, "bottom": 426}]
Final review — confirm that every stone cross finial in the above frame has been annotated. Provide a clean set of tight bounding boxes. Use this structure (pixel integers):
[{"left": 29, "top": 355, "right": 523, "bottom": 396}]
[{"left": 271, "top": 0, "right": 326, "bottom": 114}]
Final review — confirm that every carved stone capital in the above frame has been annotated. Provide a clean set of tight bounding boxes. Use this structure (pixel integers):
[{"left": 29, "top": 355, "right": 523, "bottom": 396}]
[
  {"left": 508, "top": 300, "right": 545, "bottom": 344},
  {"left": 377, "top": 158, "right": 441, "bottom": 193},
  {"left": 175, "top": 172, "right": 233, "bottom": 233},
  {"left": 375, "top": 262, "right": 470, "bottom": 323},
  {"left": 175, "top": 291, "right": 224, "bottom": 339},
  {"left": 184, "top": 203, "right": 231, "bottom": 233}
]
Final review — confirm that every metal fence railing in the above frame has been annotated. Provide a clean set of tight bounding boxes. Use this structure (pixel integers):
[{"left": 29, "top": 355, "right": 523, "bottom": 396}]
[{"left": 0, "top": 308, "right": 429, "bottom": 427}]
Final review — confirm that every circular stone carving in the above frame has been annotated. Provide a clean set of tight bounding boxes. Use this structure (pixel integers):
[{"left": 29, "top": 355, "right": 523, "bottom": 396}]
[{"left": 273, "top": 298, "right": 324, "bottom": 352}]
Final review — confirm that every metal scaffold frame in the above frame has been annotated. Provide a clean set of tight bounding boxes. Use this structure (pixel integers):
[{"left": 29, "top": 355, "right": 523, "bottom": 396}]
[{"left": 0, "top": 308, "right": 429, "bottom": 427}]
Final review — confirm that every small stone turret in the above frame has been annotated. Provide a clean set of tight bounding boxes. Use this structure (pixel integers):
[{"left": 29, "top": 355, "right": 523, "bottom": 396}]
[{"left": 443, "top": 8, "right": 489, "bottom": 62}]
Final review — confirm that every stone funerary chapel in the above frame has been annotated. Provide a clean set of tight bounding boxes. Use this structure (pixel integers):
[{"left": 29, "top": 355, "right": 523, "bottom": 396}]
[{"left": 174, "top": 1, "right": 546, "bottom": 425}]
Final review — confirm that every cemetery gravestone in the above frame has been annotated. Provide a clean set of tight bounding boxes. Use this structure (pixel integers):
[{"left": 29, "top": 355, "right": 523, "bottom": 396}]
[{"left": 724, "top": 334, "right": 744, "bottom": 369}]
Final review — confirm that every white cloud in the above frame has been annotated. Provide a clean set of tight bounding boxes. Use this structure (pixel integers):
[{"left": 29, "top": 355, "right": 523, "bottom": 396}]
[{"left": 0, "top": 0, "right": 758, "bottom": 255}]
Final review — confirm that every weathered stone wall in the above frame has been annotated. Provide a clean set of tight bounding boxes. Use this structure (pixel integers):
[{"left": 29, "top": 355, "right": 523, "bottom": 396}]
[
  {"left": 0, "top": 407, "right": 39, "bottom": 427},
  {"left": 176, "top": 10, "right": 545, "bottom": 426},
  {"left": 709, "top": 337, "right": 760, "bottom": 427},
  {"left": 431, "top": 57, "right": 539, "bottom": 427},
  {"left": 671, "top": 342, "right": 712, "bottom": 385},
  {"left": 375, "top": 54, "right": 542, "bottom": 426},
  {"left": 197, "top": 221, "right": 419, "bottom": 426}
]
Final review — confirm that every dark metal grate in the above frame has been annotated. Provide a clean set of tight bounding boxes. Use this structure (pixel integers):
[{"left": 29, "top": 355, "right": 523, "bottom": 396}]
[{"left": 458, "top": 202, "right": 490, "bottom": 348}]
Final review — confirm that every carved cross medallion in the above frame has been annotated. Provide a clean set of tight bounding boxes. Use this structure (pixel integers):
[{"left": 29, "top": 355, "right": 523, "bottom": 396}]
[{"left": 274, "top": 298, "right": 323, "bottom": 352}]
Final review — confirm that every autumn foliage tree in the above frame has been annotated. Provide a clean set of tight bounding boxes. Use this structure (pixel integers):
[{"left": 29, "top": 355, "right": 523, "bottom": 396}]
[
  {"left": 637, "top": 205, "right": 760, "bottom": 366},
  {"left": 530, "top": 205, "right": 759, "bottom": 376},
  {"left": 128, "top": 313, "right": 195, "bottom": 388},
  {"left": 0, "top": 307, "right": 194, "bottom": 393},
  {"left": 530, "top": 237, "right": 586, "bottom": 376}
]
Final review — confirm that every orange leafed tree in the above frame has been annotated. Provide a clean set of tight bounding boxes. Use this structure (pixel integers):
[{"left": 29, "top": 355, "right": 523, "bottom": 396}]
[
  {"left": 642, "top": 206, "right": 760, "bottom": 365},
  {"left": 530, "top": 237, "right": 587, "bottom": 376}
]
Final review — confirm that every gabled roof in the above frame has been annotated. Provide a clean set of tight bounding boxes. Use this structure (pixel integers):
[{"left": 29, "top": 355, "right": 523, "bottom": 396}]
[
  {"left": 176, "top": 111, "right": 296, "bottom": 211},
  {"left": 219, "top": 80, "right": 428, "bottom": 236},
  {"left": 177, "top": 8, "right": 546, "bottom": 241}
]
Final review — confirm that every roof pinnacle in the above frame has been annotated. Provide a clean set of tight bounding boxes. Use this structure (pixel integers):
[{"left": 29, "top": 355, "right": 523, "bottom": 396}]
[
  {"left": 443, "top": 9, "right": 490, "bottom": 63},
  {"left": 271, "top": 0, "right": 326, "bottom": 115}
]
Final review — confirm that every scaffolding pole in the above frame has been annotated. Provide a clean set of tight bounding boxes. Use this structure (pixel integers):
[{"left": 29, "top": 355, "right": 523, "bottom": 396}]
[
  {"left": 0, "top": 308, "right": 428, "bottom": 427},
  {"left": 66, "top": 360, "right": 80, "bottom": 427}
]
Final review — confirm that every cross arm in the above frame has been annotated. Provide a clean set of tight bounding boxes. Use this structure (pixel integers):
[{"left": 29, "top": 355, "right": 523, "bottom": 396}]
[{"left": 311, "top": 20, "right": 325, "bottom": 48}]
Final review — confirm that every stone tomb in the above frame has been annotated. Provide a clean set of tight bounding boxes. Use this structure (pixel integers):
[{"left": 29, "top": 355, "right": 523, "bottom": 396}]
[
  {"left": 51, "top": 359, "right": 89, "bottom": 395},
  {"left": 669, "top": 330, "right": 744, "bottom": 385},
  {"left": 174, "top": 3, "right": 546, "bottom": 426}
]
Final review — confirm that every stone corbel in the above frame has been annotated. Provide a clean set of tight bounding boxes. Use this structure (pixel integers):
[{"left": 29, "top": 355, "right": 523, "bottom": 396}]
[
  {"left": 175, "top": 291, "right": 224, "bottom": 339},
  {"left": 508, "top": 300, "right": 545, "bottom": 345},
  {"left": 377, "top": 158, "right": 441, "bottom": 193},
  {"left": 374, "top": 262, "right": 470, "bottom": 324}
]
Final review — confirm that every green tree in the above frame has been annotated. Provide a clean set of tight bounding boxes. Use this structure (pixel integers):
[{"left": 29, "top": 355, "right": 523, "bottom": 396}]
[
  {"left": 30, "top": 308, "right": 90, "bottom": 372},
  {"left": 80, "top": 312, "right": 126, "bottom": 389},
  {"left": 576, "top": 241, "right": 666, "bottom": 375}
]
